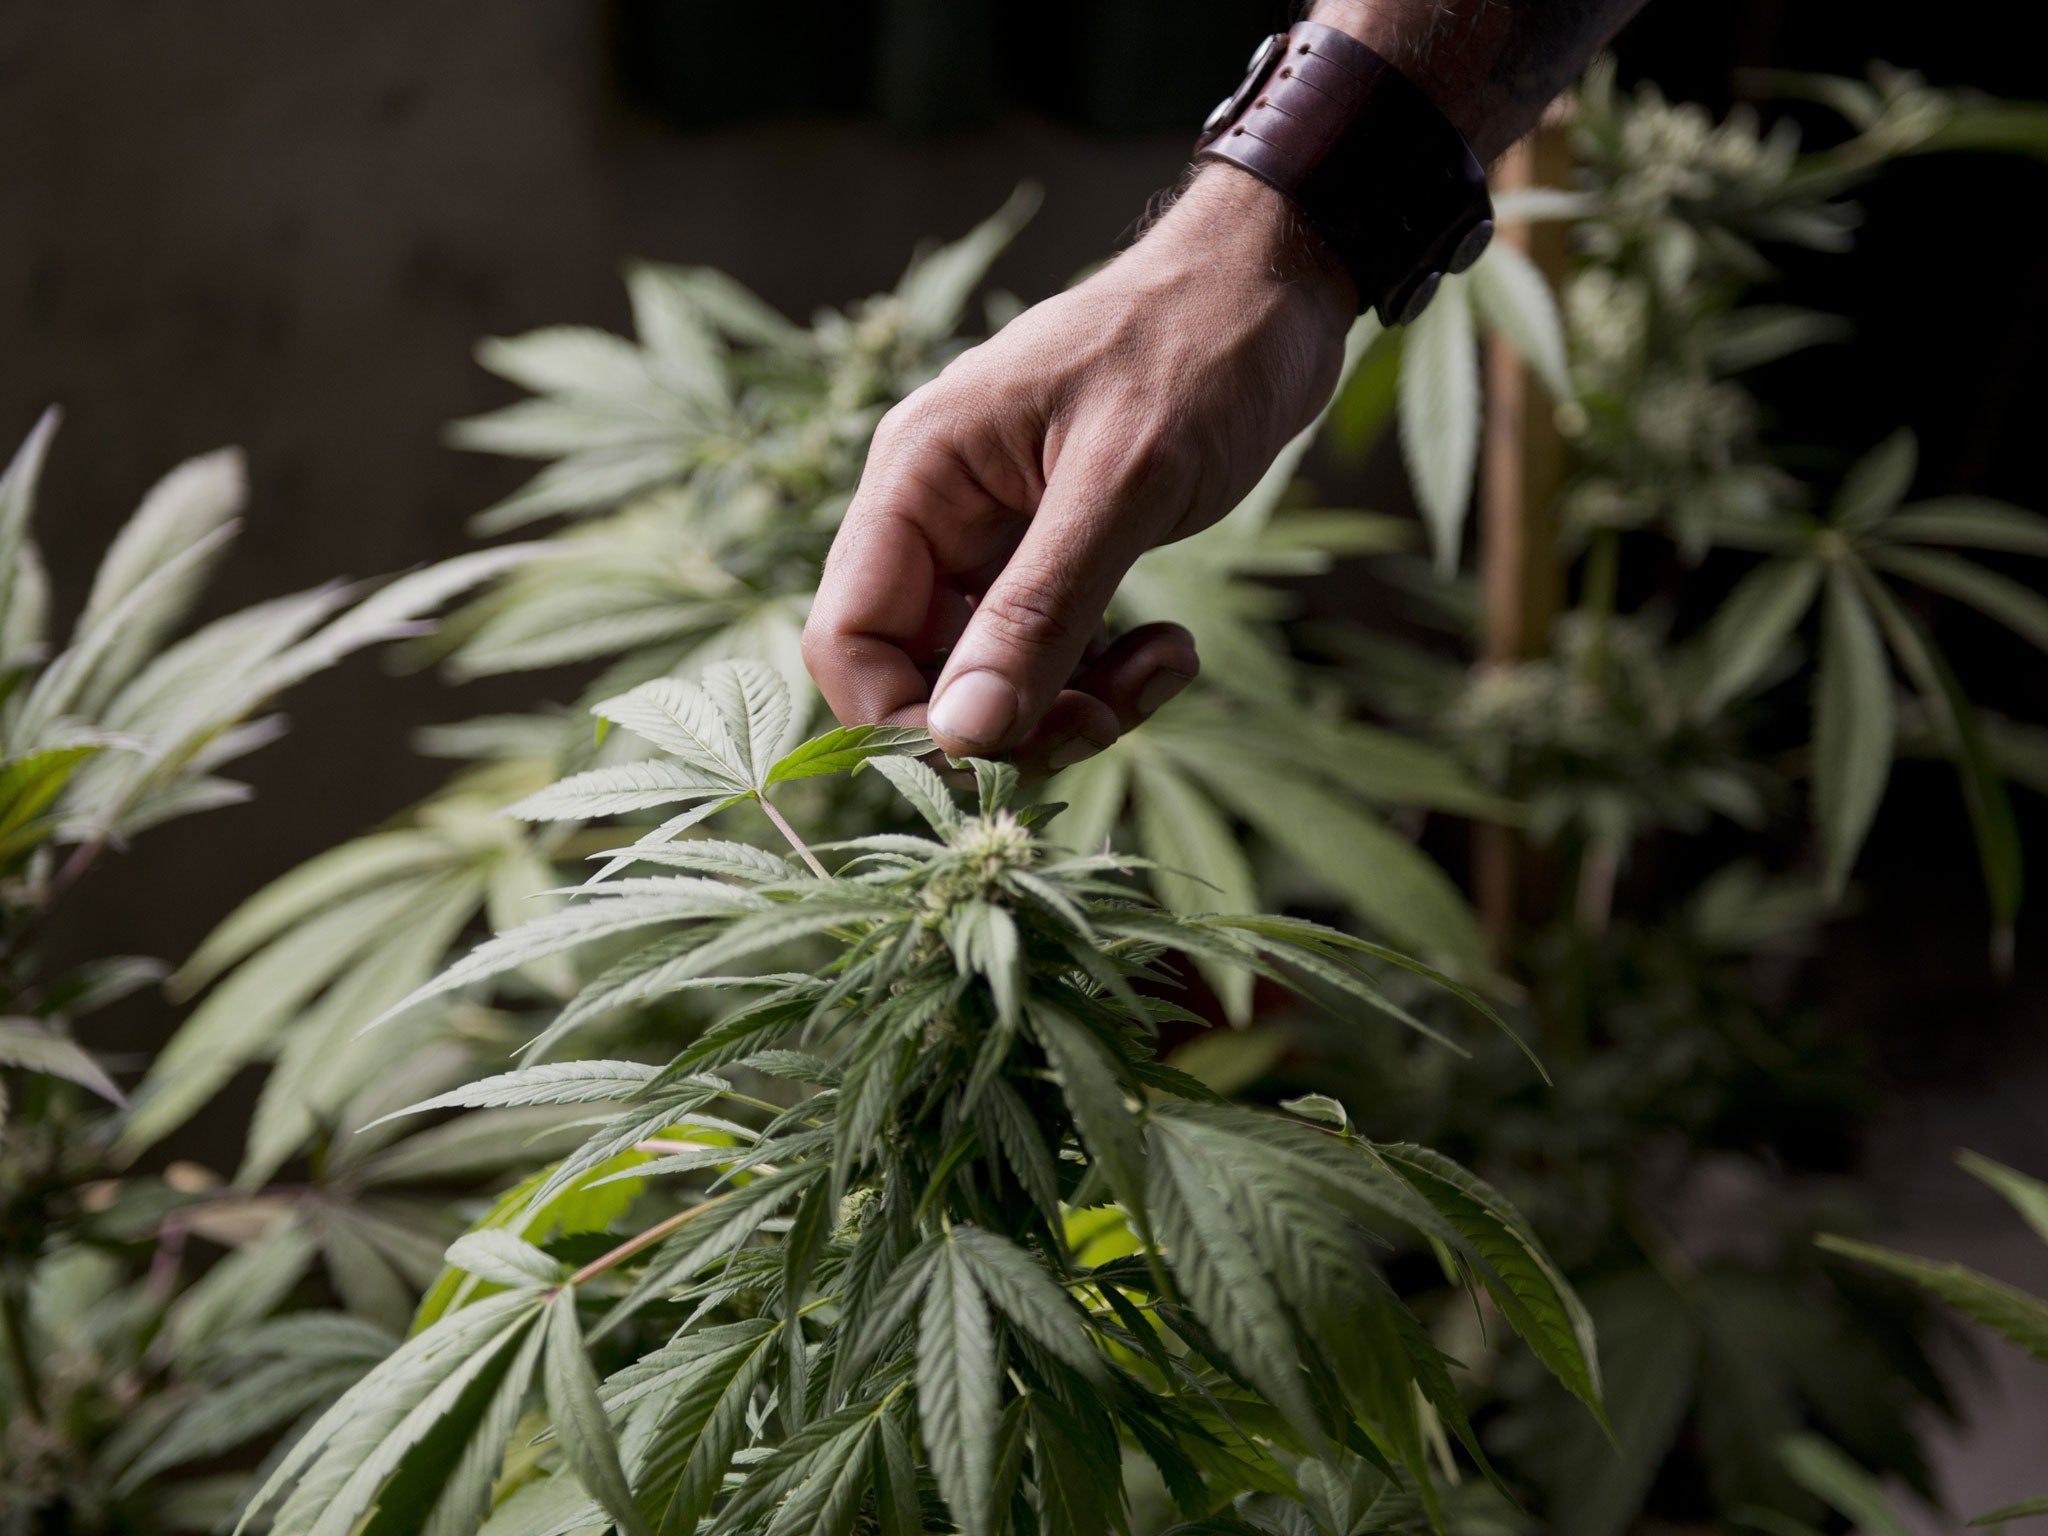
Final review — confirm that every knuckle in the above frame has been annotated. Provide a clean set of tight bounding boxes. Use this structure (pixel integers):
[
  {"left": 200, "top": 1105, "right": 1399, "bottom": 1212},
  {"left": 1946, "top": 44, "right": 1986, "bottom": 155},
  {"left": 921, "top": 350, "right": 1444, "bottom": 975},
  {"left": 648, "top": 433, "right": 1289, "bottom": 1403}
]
[
  {"left": 799, "top": 617, "right": 831, "bottom": 665},
  {"left": 979, "top": 576, "right": 1081, "bottom": 657},
  {"left": 799, "top": 627, "right": 843, "bottom": 690},
  {"left": 1127, "top": 431, "right": 1198, "bottom": 489},
  {"left": 800, "top": 614, "right": 861, "bottom": 673},
  {"left": 869, "top": 401, "right": 925, "bottom": 457},
  {"left": 1092, "top": 420, "right": 1197, "bottom": 496},
  {"left": 874, "top": 385, "right": 970, "bottom": 459}
]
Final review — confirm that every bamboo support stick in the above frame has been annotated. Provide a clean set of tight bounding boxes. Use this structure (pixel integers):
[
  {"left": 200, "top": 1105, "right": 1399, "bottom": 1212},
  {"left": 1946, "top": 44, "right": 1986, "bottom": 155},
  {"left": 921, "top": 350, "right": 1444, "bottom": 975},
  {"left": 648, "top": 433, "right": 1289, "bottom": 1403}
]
[{"left": 1475, "top": 113, "right": 1575, "bottom": 950}]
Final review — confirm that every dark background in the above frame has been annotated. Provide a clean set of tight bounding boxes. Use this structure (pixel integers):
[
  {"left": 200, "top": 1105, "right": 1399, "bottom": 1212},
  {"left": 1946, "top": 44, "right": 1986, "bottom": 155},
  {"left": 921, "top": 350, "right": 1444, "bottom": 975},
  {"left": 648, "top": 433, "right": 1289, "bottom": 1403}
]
[{"left": 3, "top": 0, "right": 2044, "bottom": 1503}]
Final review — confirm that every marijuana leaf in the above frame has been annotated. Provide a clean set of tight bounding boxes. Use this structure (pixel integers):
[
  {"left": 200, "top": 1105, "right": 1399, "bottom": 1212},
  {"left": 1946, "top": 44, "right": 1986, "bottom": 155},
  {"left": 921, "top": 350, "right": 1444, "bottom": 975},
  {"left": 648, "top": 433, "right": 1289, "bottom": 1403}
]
[{"left": 246, "top": 661, "right": 1594, "bottom": 1536}]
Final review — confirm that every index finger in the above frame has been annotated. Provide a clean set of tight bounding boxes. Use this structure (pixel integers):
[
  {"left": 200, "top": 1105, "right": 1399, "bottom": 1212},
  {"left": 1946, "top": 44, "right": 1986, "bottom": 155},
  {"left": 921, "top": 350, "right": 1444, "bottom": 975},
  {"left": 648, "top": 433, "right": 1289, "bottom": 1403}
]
[{"left": 804, "top": 497, "right": 943, "bottom": 730}]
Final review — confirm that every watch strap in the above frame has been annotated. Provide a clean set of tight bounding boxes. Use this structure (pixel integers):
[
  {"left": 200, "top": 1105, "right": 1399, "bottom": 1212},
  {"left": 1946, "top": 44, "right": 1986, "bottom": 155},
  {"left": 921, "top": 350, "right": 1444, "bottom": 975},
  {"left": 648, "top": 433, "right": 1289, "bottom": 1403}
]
[{"left": 1194, "top": 22, "right": 1493, "bottom": 325}]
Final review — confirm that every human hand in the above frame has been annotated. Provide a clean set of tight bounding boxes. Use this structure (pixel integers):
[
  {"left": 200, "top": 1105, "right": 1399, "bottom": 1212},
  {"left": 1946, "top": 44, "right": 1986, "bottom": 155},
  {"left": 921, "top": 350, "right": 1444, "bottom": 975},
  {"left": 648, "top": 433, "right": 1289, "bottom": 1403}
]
[{"left": 803, "top": 167, "right": 1355, "bottom": 773}]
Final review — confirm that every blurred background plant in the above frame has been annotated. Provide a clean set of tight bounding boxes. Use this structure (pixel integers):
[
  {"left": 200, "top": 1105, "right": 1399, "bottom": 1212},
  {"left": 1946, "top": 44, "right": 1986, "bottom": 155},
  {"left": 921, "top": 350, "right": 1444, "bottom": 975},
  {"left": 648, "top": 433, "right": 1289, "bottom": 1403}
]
[
  {"left": 1255, "top": 57, "right": 2048, "bottom": 1534},
  {"left": 5, "top": 12, "right": 2048, "bottom": 1533},
  {"left": 0, "top": 415, "right": 517, "bottom": 1528},
  {"left": 1678, "top": 1152, "right": 2048, "bottom": 1536},
  {"left": 1794, "top": 1151, "right": 2048, "bottom": 1531}
]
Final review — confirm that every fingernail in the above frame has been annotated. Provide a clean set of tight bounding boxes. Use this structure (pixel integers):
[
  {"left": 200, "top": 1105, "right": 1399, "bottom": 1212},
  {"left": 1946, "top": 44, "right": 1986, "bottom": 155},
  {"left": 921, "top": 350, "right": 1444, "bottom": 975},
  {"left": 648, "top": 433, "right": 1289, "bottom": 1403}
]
[
  {"left": 1047, "top": 736, "right": 1107, "bottom": 772},
  {"left": 1136, "top": 668, "right": 1196, "bottom": 716},
  {"left": 929, "top": 670, "right": 1019, "bottom": 749}
]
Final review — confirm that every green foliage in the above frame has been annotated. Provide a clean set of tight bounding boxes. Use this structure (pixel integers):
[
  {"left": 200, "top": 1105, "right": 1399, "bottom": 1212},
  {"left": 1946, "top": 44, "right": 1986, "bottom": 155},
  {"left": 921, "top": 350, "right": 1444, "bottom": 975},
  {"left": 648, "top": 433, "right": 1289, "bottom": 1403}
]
[
  {"left": 1523, "top": 61, "right": 2048, "bottom": 937},
  {"left": 1286, "top": 57, "right": 2048, "bottom": 1536},
  {"left": 1816, "top": 1234, "right": 2048, "bottom": 1365},
  {"left": 1771, "top": 1434, "right": 1918, "bottom": 1536},
  {"left": 189, "top": 663, "right": 1592, "bottom": 1536},
  {"left": 1674, "top": 428, "right": 2048, "bottom": 920},
  {"left": 11, "top": 53, "right": 2044, "bottom": 1536},
  {"left": 1817, "top": 1153, "right": 2048, "bottom": 1524},
  {"left": 1389, "top": 236, "right": 1570, "bottom": 573},
  {"left": 1735, "top": 1154, "right": 2048, "bottom": 1534},
  {"left": 2, "top": 413, "right": 523, "bottom": 1530}
]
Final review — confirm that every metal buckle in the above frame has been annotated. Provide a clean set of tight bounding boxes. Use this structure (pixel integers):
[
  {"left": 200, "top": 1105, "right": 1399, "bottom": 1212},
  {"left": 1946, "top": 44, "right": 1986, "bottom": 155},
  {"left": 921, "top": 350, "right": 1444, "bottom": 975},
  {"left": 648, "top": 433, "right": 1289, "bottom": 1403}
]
[{"left": 1199, "top": 32, "right": 1288, "bottom": 147}]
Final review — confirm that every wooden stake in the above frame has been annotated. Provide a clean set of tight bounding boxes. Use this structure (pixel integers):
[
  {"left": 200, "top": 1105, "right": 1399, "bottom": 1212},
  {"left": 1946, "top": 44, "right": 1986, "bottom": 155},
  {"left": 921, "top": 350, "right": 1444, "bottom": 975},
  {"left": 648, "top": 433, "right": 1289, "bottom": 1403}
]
[{"left": 1475, "top": 114, "right": 1574, "bottom": 949}]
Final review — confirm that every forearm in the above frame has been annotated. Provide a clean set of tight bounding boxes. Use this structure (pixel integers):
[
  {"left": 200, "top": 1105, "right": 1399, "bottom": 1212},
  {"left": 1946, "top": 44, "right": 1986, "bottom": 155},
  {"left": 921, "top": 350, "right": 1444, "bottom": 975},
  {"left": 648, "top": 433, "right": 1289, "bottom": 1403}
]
[{"left": 1309, "top": 0, "right": 1643, "bottom": 159}]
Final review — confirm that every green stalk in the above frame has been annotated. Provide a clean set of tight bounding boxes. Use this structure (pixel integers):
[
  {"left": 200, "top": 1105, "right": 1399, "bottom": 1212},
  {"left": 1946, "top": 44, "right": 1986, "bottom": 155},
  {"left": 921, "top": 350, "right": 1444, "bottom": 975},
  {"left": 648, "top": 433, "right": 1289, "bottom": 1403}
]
[
  {"left": 758, "top": 794, "right": 830, "bottom": 880},
  {"left": 563, "top": 1188, "right": 737, "bottom": 1290}
]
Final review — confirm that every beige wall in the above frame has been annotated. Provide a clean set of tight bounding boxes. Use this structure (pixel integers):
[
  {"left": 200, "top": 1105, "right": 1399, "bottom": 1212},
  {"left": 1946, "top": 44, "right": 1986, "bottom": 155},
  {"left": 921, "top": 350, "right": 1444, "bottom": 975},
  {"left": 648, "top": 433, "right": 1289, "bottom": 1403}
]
[{"left": 0, "top": 0, "right": 1195, "bottom": 969}]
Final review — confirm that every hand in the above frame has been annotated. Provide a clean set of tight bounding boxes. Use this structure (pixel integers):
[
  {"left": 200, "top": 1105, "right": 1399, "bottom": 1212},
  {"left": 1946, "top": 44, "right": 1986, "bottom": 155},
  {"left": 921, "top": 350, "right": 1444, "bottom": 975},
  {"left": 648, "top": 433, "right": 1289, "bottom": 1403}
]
[{"left": 803, "top": 167, "right": 1355, "bottom": 772}]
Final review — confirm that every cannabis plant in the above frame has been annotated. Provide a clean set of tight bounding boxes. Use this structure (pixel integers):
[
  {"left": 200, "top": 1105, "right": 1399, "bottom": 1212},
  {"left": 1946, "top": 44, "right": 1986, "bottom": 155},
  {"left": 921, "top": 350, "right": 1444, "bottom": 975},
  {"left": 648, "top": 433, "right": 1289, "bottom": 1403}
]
[
  {"left": 1715, "top": 1155, "right": 2048, "bottom": 1535},
  {"left": 149, "top": 660, "right": 1598, "bottom": 1536},
  {"left": 59, "top": 54, "right": 2043, "bottom": 1536},
  {"left": 1, "top": 410, "right": 529, "bottom": 1530},
  {"left": 1261, "top": 60, "right": 2048, "bottom": 1535},
  {"left": 65, "top": 185, "right": 1570, "bottom": 1536},
  {"left": 1805, "top": 1152, "right": 2048, "bottom": 1529},
  {"left": 1553, "top": 61, "right": 2048, "bottom": 942}
]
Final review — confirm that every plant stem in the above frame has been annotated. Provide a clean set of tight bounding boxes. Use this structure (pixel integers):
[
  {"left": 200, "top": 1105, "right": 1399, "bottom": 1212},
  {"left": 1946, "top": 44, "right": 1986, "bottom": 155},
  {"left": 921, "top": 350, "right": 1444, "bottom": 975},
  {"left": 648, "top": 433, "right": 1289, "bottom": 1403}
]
[
  {"left": 758, "top": 795, "right": 829, "bottom": 880},
  {"left": 0, "top": 1278, "right": 44, "bottom": 1425},
  {"left": 1575, "top": 837, "right": 1619, "bottom": 934},
  {"left": 145, "top": 1220, "right": 189, "bottom": 1309},
  {"left": 564, "top": 1189, "right": 736, "bottom": 1289}
]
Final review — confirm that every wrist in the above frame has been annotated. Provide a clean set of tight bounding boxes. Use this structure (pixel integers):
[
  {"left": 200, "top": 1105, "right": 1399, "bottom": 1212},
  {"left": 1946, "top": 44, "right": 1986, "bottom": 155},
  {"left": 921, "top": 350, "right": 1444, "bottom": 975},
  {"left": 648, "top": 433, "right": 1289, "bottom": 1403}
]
[
  {"left": 1188, "top": 14, "right": 1495, "bottom": 323},
  {"left": 1306, "top": 0, "right": 1496, "bottom": 152},
  {"left": 1147, "top": 166, "right": 1357, "bottom": 339}
]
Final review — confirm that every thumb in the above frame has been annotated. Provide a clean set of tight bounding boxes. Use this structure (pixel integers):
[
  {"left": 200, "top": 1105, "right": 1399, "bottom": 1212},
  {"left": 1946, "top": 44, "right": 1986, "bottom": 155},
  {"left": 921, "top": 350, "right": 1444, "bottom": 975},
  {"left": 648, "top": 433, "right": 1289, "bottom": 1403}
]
[{"left": 926, "top": 463, "right": 1161, "bottom": 758}]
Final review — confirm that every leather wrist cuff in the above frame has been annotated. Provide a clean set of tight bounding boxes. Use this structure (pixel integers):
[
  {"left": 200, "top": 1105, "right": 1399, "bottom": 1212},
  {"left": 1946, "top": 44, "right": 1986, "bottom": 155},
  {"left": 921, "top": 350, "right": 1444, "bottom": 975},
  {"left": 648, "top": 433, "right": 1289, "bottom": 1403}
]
[{"left": 1194, "top": 22, "right": 1494, "bottom": 325}]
